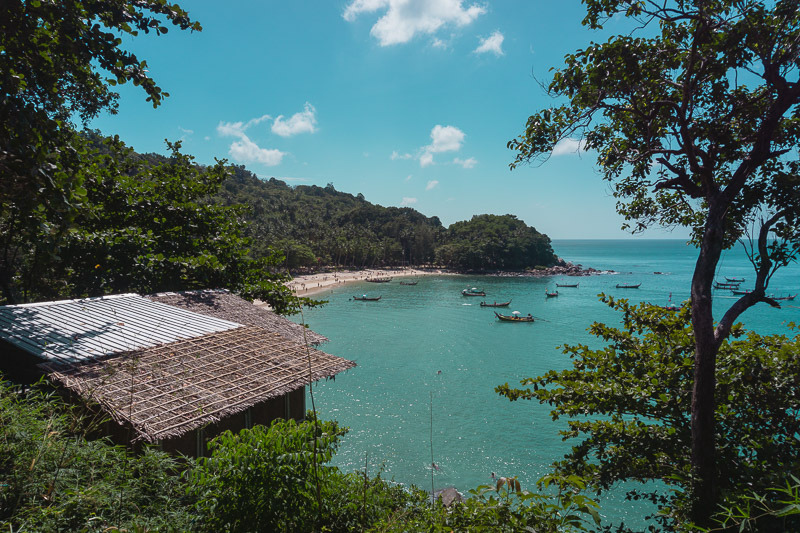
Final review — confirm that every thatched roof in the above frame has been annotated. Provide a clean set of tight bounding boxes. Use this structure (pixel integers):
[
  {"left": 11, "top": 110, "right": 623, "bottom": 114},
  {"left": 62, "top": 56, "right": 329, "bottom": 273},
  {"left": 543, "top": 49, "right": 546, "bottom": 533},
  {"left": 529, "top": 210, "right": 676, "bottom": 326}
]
[
  {"left": 146, "top": 290, "right": 327, "bottom": 346},
  {"left": 41, "top": 326, "right": 355, "bottom": 442}
]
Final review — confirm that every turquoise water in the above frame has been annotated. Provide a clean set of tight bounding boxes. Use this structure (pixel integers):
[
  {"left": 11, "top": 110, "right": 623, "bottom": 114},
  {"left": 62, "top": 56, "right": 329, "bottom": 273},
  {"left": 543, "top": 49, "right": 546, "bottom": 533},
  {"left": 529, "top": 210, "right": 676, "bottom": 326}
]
[{"left": 298, "top": 240, "right": 800, "bottom": 528}]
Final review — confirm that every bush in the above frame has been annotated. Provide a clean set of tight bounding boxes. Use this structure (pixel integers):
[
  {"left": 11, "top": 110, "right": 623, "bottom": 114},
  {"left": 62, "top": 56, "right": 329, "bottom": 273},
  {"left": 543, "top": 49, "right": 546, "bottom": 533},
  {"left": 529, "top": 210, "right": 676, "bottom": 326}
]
[{"left": 0, "top": 379, "right": 195, "bottom": 532}]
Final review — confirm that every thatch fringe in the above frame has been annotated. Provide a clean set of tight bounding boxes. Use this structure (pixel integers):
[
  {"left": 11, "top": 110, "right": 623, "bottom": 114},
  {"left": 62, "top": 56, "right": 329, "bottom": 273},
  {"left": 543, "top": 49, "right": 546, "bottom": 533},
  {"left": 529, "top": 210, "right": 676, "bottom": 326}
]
[{"left": 41, "top": 326, "right": 354, "bottom": 442}]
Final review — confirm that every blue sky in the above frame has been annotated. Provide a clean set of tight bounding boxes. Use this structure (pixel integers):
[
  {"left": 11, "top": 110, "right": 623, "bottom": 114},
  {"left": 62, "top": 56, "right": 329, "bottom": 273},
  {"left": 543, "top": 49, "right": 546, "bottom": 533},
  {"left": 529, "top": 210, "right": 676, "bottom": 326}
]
[{"left": 89, "top": 0, "right": 688, "bottom": 240}]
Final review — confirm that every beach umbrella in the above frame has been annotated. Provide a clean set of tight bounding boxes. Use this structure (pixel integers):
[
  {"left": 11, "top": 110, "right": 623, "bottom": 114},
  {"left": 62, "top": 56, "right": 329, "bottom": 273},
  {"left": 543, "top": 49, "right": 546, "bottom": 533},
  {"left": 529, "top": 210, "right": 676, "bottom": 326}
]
[{"left": 512, "top": 311, "right": 521, "bottom": 316}]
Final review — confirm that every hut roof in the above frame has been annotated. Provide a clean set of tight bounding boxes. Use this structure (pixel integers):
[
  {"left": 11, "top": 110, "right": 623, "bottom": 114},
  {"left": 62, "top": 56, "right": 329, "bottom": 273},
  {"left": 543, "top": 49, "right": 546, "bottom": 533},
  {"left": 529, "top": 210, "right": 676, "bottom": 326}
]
[
  {"left": 0, "top": 294, "right": 240, "bottom": 364},
  {"left": 41, "top": 325, "right": 355, "bottom": 442},
  {"left": 146, "top": 290, "right": 328, "bottom": 346}
]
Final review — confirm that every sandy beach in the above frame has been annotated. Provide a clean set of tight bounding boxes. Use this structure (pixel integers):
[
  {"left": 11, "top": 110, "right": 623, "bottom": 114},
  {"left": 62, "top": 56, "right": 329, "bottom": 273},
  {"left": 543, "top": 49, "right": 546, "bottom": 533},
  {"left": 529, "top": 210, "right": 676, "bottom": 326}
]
[{"left": 286, "top": 268, "right": 447, "bottom": 297}]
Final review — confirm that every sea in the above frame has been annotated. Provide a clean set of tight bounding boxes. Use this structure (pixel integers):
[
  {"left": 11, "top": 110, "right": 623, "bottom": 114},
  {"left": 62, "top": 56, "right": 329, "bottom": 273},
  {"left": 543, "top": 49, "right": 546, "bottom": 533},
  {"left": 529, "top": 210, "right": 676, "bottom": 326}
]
[{"left": 296, "top": 239, "right": 800, "bottom": 530}]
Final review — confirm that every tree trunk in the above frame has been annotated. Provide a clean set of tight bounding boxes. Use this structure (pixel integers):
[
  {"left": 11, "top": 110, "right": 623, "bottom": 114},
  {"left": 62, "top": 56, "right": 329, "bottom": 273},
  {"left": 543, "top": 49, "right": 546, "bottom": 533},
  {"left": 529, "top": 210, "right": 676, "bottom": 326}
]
[{"left": 689, "top": 213, "right": 725, "bottom": 526}]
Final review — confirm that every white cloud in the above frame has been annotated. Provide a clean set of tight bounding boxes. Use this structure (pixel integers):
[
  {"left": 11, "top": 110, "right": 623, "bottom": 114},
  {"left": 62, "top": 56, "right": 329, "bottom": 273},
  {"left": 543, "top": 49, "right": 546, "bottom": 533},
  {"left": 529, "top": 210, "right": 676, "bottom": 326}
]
[
  {"left": 271, "top": 102, "right": 317, "bottom": 137},
  {"left": 427, "top": 125, "right": 465, "bottom": 153},
  {"left": 343, "top": 0, "right": 389, "bottom": 21},
  {"left": 419, "top": 124, "right": 465, "bottom": 167},
  {"left": 426, "top": 180, "right": 439, "bottom": 190},
  {"left": 217, "top": 114, "right": 272, "bottom": 138},
  {"left": 420, "top": 151, "right": 434, "bottom": 167},
  {"left": 217, "top": 115, "right": 286, "bottom": 167},
  {"left": 405, "top": 174, "right": 413, "bottom": 181},
  {"left": 551, "top": 138, "right": 586, "bottom": 156},
  {"left": 229, "top": 138, "right": 286, "bottom": 166},
  {"left": 474, "top": 30, "right": 504, "bottom": 56},
  {"left": 391, "top": 150, "right": 413, "bottom": 160},
  {"left": 178, "top": 127, "right": 194, "bottom": 135},
  {"left": 401, "top": 197, "right": 418, "bottom": 206},
  {"left": 431, "top": 37, "right": 447, "bottom": 49},
  {"left": 453, "top": 156, "right": 477, "bottom": 168},
  {"left": 343, "top": 0, "right": 486, "bottom": 46}
]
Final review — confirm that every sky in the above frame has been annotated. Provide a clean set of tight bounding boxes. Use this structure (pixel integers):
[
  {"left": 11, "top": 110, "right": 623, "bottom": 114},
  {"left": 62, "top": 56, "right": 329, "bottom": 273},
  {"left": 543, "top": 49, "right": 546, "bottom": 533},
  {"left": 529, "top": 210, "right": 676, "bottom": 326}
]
[{"left": 89, "top": 0, "right": 689, "bottom": 240}]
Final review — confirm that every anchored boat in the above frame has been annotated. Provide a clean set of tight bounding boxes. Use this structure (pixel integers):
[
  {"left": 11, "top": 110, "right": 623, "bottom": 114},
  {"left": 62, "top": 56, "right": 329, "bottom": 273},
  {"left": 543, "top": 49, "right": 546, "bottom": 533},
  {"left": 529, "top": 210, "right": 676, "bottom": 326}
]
[
  {"left": 494, "top": 311, "right": 534, "bottom": 322},
  {"left": 480, "top": 300, "right": 512, "bottom": 307}
]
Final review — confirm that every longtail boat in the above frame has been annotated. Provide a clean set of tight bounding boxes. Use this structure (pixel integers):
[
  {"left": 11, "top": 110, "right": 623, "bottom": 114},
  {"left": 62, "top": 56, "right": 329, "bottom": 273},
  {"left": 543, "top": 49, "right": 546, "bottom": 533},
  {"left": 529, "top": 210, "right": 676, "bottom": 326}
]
[
  {"left": 714, "top": 281, "right": 740, "bottom": 289},
  {"left": 353, "top": 295, "right": 381, "bottom": 301},
  {"left": 545, "top": 290, "right": 559, "bottom": 298},
  {"left": 555, "top": 282, "right": 579, "bottom": 288},
  {"left": 494, "top": 311, "right": 535, "bottom": 322},
  {"left": 771, "top": 294, "right": 797, "bottom": 301},
  {"left": 399, "top": 281, "right": 418, "bottom": 286},
  {"left": 731, "top": 289, "right": 752, "bottom": 295},
  {"left": 462, "top": 288, "right": 486, "bottom": 296},
  {"left": 480, "top": 300, "right": 512, "bottom": 307},
  {"left": 726, "top": 277, "right": 746, "bottom": 283},
  {"left": 616, "top": 283, "right": 641, "bottom": 289},
  {"left": 366, "top": 277, "right": 392, "bottom": 283}
]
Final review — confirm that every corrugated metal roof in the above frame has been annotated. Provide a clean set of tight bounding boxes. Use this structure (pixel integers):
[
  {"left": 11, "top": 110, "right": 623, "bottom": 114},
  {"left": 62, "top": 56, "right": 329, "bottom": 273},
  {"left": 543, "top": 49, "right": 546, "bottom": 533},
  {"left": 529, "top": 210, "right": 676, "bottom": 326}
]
[{"left": 0, "top": 294, "right": 241, "bottom": 364}]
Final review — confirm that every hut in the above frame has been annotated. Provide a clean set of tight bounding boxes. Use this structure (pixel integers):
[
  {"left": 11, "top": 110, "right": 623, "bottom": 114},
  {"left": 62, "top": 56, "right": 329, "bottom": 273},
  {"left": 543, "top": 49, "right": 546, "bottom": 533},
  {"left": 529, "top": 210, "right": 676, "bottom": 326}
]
[{"left": 0, "top": 292, "right": 355, "bottom": 456}]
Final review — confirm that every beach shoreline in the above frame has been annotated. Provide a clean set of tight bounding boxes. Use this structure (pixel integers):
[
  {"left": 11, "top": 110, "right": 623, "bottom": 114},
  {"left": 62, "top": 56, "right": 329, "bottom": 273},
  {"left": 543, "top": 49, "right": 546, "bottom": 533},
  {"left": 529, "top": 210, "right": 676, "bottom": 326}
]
[
  {"left": 286, "top": 268, "right": 450, "bottom": 297},
  {"left": 285, "top": 261, "right": 602, "bottom": 298}
]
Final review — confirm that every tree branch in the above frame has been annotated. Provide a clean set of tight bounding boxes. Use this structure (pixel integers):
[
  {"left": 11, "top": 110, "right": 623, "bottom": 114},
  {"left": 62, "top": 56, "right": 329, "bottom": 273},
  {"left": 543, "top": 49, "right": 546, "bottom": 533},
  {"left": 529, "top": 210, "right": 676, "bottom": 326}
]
[{"left": 714, "top": 210, "right": 788, "bottom": 344}]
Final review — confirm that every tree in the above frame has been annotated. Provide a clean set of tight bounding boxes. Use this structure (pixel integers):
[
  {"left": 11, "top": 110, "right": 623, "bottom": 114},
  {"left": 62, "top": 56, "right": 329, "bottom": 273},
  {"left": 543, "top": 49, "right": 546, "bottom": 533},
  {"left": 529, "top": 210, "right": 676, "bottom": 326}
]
[
  {"left": 440, "top": 214, "right": 557, "bottom": 270},
  {"left": 508, "top": 0, "right": 800, "bottom": 524},
  {"left": 498, "top": 299, "right": 800, "bottom": 530},
  {"left": 1, "top": 0, "right": 200, "bottom": 303},
  {"left": 52, "top": 136, "right": 301, "bottom": 313}
]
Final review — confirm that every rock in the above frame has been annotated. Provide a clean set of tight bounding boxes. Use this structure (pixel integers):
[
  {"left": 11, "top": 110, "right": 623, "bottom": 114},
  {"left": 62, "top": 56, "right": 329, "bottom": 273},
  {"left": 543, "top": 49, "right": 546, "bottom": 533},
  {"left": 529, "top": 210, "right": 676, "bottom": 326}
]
[{"left": 433, "top": 486, "right": 463, "bottom": 507}]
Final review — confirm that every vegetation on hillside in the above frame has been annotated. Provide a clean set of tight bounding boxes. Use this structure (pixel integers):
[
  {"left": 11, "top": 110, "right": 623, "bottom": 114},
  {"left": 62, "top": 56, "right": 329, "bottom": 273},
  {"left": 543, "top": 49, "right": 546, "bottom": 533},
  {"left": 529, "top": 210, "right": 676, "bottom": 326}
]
[{"left": 213, "top": 165, "right": 558, "bottom": 272}]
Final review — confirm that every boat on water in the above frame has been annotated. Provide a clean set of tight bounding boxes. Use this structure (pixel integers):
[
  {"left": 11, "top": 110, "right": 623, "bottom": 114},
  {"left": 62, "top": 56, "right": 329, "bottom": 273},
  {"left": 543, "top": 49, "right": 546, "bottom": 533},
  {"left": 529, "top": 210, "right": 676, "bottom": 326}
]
[
  {"left": 714, "top": 281, "right": 740, "bottom": 289},
  {"left": 353, "top": 295, "right": 381, "bottom": 301},
  {"left": 494, "top": 311, "right": 535, "bottom": 322},
  {"left": 616, "top": 283, "right": 641, "bottom": 289},
  {"left": 555, "top": 282, "right": 579, "bottom": 288},
  {"left": 726, "top": 277, "right": 746, "bottom": 283},
  {"left": 462, "top": 288, "right": 486, "bottom": 296},
  {"left": 366, "top": 277, "right": 392, "bottom": 283},
  {"left": 771, "top": 294, "right": 797, "bottom": 301},
  {"left": 731, "top": 289, "right": 752, "bottom": 295},
  {"left": 545, "top": 290, "right": 559, "bottom": 298},
  {"left": 480, "top": 300, "right": 512, "bottom": 307},
  {"left": 399, "top": 281, "right": 418, "bottom": 285}
]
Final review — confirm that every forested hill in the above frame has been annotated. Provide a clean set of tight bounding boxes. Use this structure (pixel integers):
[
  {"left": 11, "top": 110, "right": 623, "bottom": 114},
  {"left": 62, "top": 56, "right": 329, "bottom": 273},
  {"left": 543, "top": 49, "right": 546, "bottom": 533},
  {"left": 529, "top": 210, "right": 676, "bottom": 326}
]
[{"left": 212, "top": 164, "right": 558, "bottom": 271}]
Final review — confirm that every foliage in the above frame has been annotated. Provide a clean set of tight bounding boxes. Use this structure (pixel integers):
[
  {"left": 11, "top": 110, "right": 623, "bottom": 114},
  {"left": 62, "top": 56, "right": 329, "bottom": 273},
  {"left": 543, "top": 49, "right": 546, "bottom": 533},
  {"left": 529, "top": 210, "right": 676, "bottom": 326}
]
[
  {"left": 1, "top": 0, "right": 200, "bottom": 303},
  {"left": 215, "top": 169, "right": 445, "bottom": 269},
  {"left": 2, "top": 377, "right": 612, "bottom": 532},
  {"left": 436, "top": 214, "right": 557, "bottom": 270},
  {"left": 373, "top": 474, "right": 601, "bottom": 533},
  {"left": 497, "top": 297, "right": 800, "bottom": 531},
  {"left": 508, "top": 0, "right": 800, "bottom": 523},
  {"left": 215, "top": 168, "right": 557, "bottom": 273},
  {"left": 0, "top": 378, "right": 196, "bottom": 532},
  {"left": 706, "top": 475, "right": 800, "bottom": 532},
  {"left": 189, "top": 416, "right": 348, "bottom": 533},
  {"left": 9, "top": 134, "right": 304, "bottom": 313}
]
